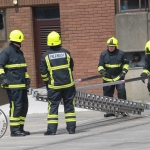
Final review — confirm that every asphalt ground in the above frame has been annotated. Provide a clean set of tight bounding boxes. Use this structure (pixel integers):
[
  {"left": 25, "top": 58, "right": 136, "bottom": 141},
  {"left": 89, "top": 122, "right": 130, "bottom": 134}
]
[
  {"left": 0, "top": 110, "right": 150, "bottom": 149},
  {"left": 0, "top": 95, "right": 150, "bottom": 150}
]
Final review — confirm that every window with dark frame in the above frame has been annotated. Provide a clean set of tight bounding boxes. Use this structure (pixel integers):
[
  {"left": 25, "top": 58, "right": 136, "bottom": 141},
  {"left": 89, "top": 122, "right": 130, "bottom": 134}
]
[
  {"left": 35, "top": 7, "right": 60, "bottom": 20},
  {"left": 125, "top": 51, "right": 145, "bottom": 68},
  {"left": 117, "top": 0, "right": 148, "bottom": 13},
  {"left": 0, "top": 10, "right": 6, "bottom": 41}
]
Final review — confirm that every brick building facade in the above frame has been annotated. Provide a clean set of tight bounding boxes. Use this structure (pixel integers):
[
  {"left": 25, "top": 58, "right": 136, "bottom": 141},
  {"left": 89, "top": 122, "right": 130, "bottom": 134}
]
[{"left": 0, "top": 0, "right": 116, "bottom": 95}]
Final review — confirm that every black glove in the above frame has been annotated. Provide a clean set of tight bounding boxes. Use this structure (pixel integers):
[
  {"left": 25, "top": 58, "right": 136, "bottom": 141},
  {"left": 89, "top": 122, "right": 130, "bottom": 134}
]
[
  {"left": 119, "top": 72, "right": 126, "bottom": 79},
  {"left": 1, "top": 78, "right": 9, "bottom": 86},
  {"left": 26, "top": 78, "right": 30, "bottom": 85},
  {"left": 26, "top": 78, "right": 30, "bottom": 92},
  {"left": 26, "top": 84, "right": 30, "bottom": 92},
  {"left": 140, "top": 72, "right": 147, "bottom": 83},
  {"left": 100, "top": 70, "right": 110, "bottom": 78}
]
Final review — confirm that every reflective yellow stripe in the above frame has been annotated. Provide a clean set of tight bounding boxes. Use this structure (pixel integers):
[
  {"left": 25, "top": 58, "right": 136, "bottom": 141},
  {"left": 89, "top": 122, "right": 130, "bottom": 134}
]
[
  {"left": 103, "top": 75, "right": 121, "bottom": 82},
  {"left": 143, "top": 69, "right": 149, "bottom": 75},
  {"left": 11, "top": 101, "right": 14, "bottom": 117},
  {"left": 0, "top": 68, "right": 5, "bottom": 74},
  {"left": 47, "top": 120, "right": 58, "bottom": 124},
  {"left": 10, "top": 122, "right": 20, "bottom": 126},
  {"left": 10, "top": 117, "right": 20, "bottom": 121},
  {"left": 47, "top": 100, "right": 51, "bottom": 116},
  {"left": 103, "top": 77, "right": 113, "bottom": 82},
  {"left": 1, "top": 84, "right": 26, "bottom": 88},
  {"left": 66, "top": 53, "right": 73, "bottom": 83},
  {"left": 47, "top": 114, "right": 58, "bottom": 118},
  {"left": 20, "top": 116, "right": 25, "bottom": 120},
  {"left": 123, "top": 64, "right": 129, "bottom": 70},
  {"left": 48, "top": 82, "right": 75, "bottom": 89},
  {"left": 25, "top": 72, "right": 30, "bottom": 78},
  {"left": 98, "top": 66, "right": 104, "bottom": 71},
  {"left": 41, "top": 74, "right": 48, "bottom": 78},
  {"left": 113, "top": 76, "right": 120, "bottom": 81},
  {"left": 45, "top": 56, "right": 54, "bottom": 86},
  {"left": 105, "top": 64, "right": 121, "bottom": 68},
  {"left": 43, "top": 77, "right": 49, "bottom": 81},
  {"left": 51, "top": 64, "right": 69, "bottom": 70},
  {"left": 73, "top": 98, "right": 76, "bottom": 106},
  {"left": 20, "top": 121, "right": 25, "bottom": 125},
  {"left": 10, "top": 104, "right": 21, "bottom": 126},
  {"left": 66, "top": 118, "right": 76, "bottom": 122},
  {"left": 65, "top": 113, "right": 76, "bottom": 117},
  {"left": 41, "top": 73, "right": 49, "bottom": 81},
  {"left": 4, "top": 63, "right": 27, "bottom": 68},
  {"left": 20, "top": 116, "right": 25, "bottom": 125}
]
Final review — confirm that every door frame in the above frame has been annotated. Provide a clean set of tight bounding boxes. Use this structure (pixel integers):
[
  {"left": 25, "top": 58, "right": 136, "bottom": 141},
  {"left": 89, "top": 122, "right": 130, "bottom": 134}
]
[{"left": 33, "top": 10, "right": 60, "bottom": 87}]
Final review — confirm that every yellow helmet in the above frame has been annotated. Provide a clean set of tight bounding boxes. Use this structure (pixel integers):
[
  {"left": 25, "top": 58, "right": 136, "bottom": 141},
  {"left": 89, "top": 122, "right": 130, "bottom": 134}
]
[
  {"left": 107, "top": 37, "right": 118, "bottom": 48},
  {"left": 9, "top": 30, "right": 24, "bottom": 42},
  {"left": 47, "top": 31, "right": 61, "bottom": 46},
  {"left": 145, "top": 40, "right": 150, "bottom": 54}
]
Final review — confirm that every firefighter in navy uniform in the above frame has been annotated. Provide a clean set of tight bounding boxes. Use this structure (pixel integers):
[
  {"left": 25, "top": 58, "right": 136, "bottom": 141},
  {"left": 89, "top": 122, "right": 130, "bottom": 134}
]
[
  {"left": 40, "top": 31, "right": 76, "bottom": 135},
  {"left": 0, "top": 30, "right": 30, "bottom": 137},
  {"left": 140, "top": 40, "right": 150, "bottom": 94},
  {"left": 98, "top": 37, "right": 129, "bottom": 117}
]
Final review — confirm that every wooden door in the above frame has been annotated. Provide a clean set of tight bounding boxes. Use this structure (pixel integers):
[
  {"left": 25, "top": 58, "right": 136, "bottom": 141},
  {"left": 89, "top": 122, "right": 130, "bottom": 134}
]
[{"left": 33, "top": 6, "right": 60, "bottom": 87}]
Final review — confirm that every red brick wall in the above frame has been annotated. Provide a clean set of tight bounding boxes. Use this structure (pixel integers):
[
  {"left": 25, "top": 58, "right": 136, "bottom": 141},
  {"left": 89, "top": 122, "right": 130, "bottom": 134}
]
[
  {"left": 6, "top": 7, "right": 37, "bottom": 87},
  {"left": 0, "top": 0, "right": 116, "bottom": 96},
  {"left": 60, "top": 0, "right": 116, "bottom": 95}
]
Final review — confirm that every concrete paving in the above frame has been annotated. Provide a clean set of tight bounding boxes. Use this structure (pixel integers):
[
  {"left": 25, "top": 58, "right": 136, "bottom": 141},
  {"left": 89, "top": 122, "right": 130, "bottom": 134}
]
[{"left": 0, "top": 95, "right": 150, "bottom": 150}]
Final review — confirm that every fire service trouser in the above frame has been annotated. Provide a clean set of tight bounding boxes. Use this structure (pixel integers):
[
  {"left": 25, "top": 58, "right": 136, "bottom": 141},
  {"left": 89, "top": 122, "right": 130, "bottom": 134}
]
[
  {"left": 47, "top": 86, "right": 76, "bottom": 133},
  {"left": 103, "top": 80, "right": 127, "bottom": 100},
  {"left": 6, "top": 89, "right": 28, "bottom": 132}
]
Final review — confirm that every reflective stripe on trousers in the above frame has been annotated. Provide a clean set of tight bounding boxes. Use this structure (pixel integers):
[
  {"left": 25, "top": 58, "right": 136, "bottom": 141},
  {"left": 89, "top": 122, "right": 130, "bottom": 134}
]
[
  {"left": 47, "top": 86, "right": 76, "bottom": 133},
  {"left": 6, "top": 89, "right": 28, "bottom": 132}
]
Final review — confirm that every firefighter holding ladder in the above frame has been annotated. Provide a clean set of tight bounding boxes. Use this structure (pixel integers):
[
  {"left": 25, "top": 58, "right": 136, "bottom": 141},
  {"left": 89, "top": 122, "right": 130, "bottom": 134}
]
[{"left": 98, "top": 37, "right": 129, "bottom": 117}]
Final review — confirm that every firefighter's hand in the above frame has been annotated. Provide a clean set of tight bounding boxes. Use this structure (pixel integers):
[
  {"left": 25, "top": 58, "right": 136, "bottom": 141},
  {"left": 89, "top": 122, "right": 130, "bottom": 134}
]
[
  {"left": 119, "top": 72, "right": 126, "bottom": 79},
  {"left": 1, "top": 78, "right": 9, "bottom": 86},
  {"left": 26, "top": 84, "right": 30, "bottom": 92},
  {"left": 140, "top": 72, "right": 147, "bottom": 83},
  {"left": 26, "top": 78, "right": 30, "bottom": 85},
  {"left": 100, "top": 70, "right": 110, "bottom": 78},
  {"left": 26, "top": 79, "right": 30, "bottom": 92}
]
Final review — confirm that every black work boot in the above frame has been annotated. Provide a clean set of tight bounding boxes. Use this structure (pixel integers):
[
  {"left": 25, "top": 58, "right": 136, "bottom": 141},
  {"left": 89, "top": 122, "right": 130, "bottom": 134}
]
[
  {"left": 44, "top": 131, "right": 56, "bottom": 135},
  {"left": 11, "top": 131, "right": 26, "bottom": 137},
  {"left": 104, "top": 113, "right": 115, "bottom": 117},
  {"left": 20, "top": 125, "right": 30, "bottom": 135},
  {"left": 66, "top": 123, "right": 76, "bottom": 134},
  {"left": 68, "top": 130, "right": 75, "bottom": 134},
  {"left": 23, "top": 131, "right": 30, "bottom": 135}
]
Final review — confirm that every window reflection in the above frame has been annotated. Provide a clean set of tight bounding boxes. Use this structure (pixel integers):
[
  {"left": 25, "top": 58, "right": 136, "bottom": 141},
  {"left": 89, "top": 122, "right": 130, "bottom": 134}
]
[
  {"left": 141, "top": 0, "right": 148, "bottom": 8},
  {"left": 36, "top": 7, "right": 60, "bottom": 19},
  {"left": 121, "top": 0, "right": 128, "bottom": 10},
  {"left": 121, "top": 0, "right": 148, "bottom": 10},
  {"left": 0, "top": 10, "right": 6, "bottom": 41},
  {"left": 125, "top": 52, "right": 145, "bottom": 68}
]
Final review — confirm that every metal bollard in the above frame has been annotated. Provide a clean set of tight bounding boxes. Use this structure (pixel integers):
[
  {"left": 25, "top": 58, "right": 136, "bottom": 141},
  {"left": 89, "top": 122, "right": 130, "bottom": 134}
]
[
  {"left": 28, "top": 88, "right": 32, "bottom": 95},
  {"left": 32, "top": 90, "right": 35, "bottom": 98}
]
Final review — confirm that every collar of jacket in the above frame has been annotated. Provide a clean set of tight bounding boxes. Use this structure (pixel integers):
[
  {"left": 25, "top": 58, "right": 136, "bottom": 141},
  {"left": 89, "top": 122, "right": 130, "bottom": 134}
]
[
  {"left": 9, "top": 43, "right": 21, "bottom": 52},
  {"left": 107, "top": 48, "right": 118, "bottom": 55},
  {"left": 49, "top": 45, "right": 62, "bottom": 51}
]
